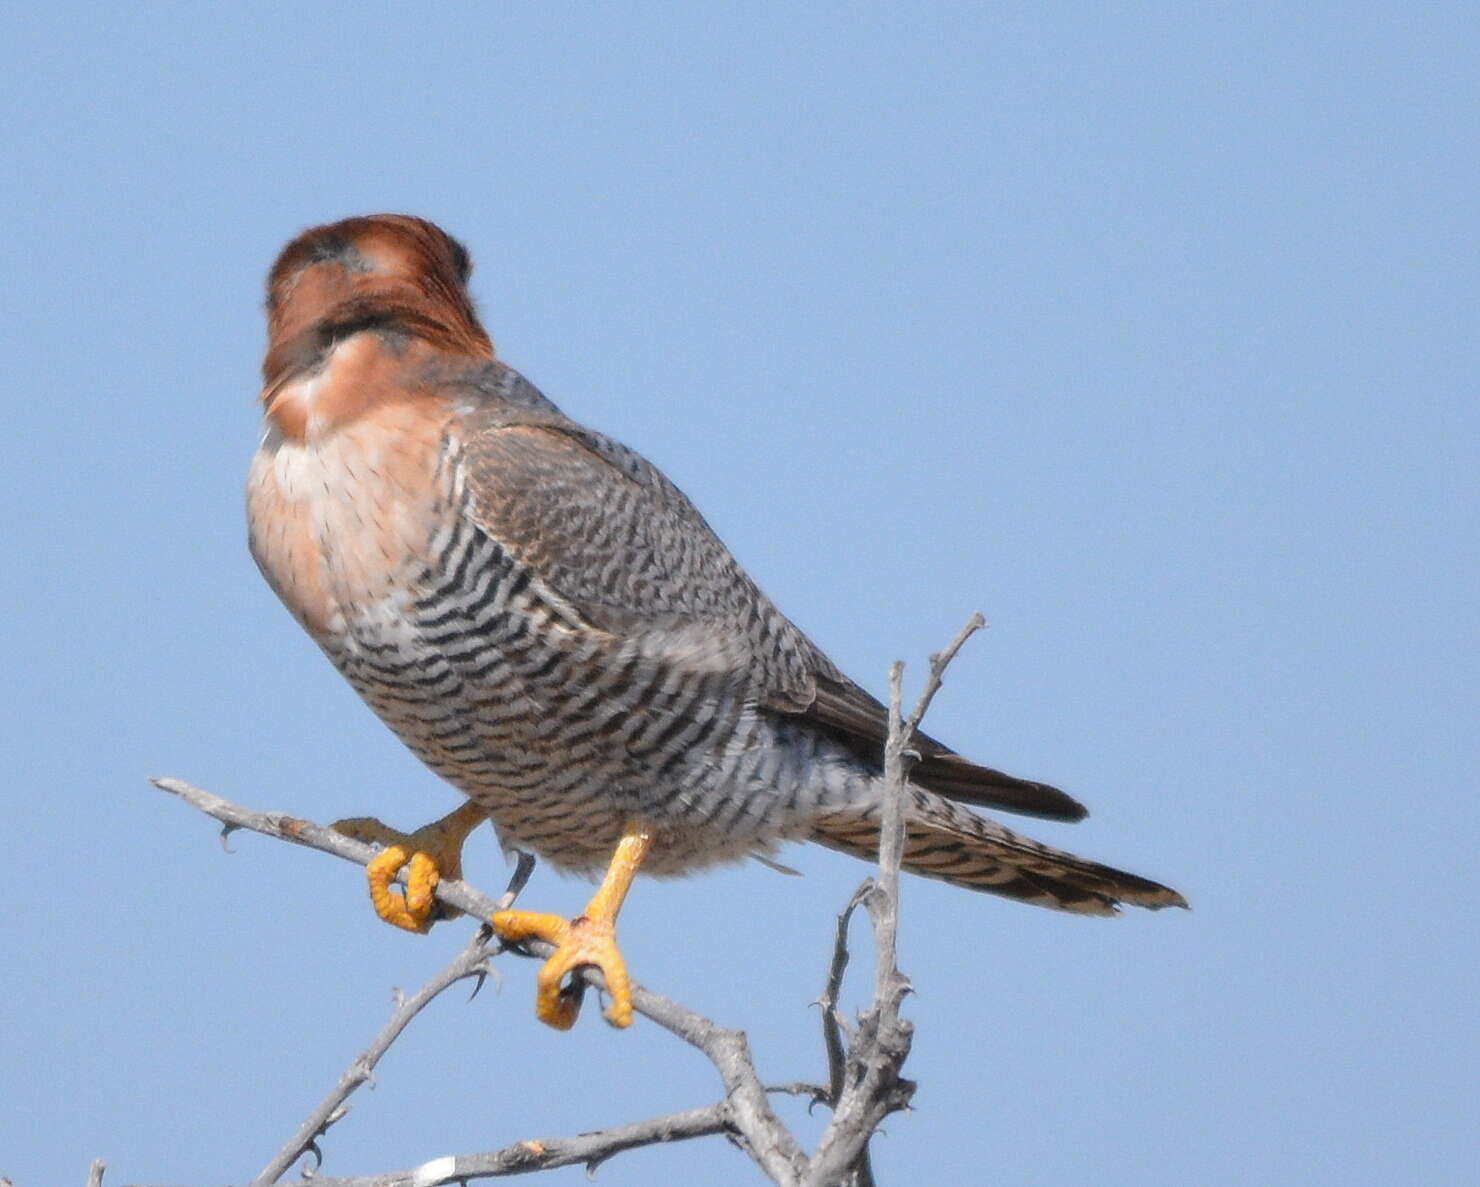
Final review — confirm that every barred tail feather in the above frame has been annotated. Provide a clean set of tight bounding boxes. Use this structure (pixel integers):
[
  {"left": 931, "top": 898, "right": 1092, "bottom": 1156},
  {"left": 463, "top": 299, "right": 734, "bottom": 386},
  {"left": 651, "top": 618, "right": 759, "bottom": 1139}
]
[{"left": 811, "top": 787, "right": 1186, "bottom": 916}]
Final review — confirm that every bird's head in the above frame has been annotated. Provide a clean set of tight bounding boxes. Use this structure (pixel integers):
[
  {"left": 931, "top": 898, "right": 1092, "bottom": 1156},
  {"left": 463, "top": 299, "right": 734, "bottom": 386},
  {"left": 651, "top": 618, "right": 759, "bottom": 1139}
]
[{"left": 261, "top": 214, "right": 492, "bottom": 398}]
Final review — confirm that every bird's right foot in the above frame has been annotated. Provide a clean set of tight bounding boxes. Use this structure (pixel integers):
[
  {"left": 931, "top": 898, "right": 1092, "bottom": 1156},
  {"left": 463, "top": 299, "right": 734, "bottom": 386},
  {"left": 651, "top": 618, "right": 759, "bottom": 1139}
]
[{"left": 331, "top": 800, "right": 488, "bottom": 932}]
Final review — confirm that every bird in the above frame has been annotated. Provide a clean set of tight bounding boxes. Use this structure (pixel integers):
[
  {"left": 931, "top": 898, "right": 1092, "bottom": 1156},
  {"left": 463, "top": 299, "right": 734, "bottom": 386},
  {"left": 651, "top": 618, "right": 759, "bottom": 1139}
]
[{"left": 246, "top": 214, "right": 1186, "bottom": 1031}]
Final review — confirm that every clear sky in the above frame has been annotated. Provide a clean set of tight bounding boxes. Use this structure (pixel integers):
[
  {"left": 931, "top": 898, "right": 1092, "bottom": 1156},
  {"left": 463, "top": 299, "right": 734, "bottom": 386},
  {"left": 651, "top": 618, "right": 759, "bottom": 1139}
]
[{"left": 3, "top": 4, "right": 1475, "bottom": 1185}]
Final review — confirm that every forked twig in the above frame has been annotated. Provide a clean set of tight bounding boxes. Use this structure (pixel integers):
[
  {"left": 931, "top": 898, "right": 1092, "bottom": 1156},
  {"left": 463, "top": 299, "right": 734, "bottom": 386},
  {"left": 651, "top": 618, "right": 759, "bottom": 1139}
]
[{"left": 250, "top": 928, "right": 499, "bottom": 1186}]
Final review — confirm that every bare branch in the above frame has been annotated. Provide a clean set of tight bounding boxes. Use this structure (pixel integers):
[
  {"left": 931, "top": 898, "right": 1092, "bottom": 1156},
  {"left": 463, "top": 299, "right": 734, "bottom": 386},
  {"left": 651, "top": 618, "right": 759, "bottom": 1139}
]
[
  {"left": 86, "top": 1160, "right": 106, "bottom": 1187},
  {"left": 151, "top": 778, "right": 805, "bottom": 1185},
  {"left": 150, "top": 778, "right": 507, "bottom": 922},
  {"left": 802, "top": 614, "right": 984, "bottom": 1187},
  {"left": 251, "top": 928, "right": 496, "bottom": 1186},
  {"left": 232, "top": 1104, "right": 733, "bottom": 1186},
  {"left": 874, "top": 659, "right": 909, "bottom": 992},
  {"left": 148, "top": 619, "right": 983, "bottom": 1187},
  {"left": 817, "top": 883, "right": 872, "bottom": 1108},
  {"left": 764, "top": 1082, "right": 831, "bottom": 1102},
  {"left": 621, "top": 990, "right": 807, "bottom": 1182},
  {"left": 903, "top": 613, "right": 987, "bottom": 740}
]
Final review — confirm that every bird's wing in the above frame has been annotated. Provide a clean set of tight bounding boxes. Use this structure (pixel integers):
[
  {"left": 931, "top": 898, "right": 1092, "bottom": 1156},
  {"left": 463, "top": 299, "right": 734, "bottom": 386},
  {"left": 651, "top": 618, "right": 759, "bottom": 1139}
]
[
  {"left": 461, "top": 415, "right": 822, "bottom": 708},
  {"left": 804, "top": 673, "right": 1086, "bottom": 820},
  {"left": 461, "top": 407, "right": 1085, "bottom": 822}
]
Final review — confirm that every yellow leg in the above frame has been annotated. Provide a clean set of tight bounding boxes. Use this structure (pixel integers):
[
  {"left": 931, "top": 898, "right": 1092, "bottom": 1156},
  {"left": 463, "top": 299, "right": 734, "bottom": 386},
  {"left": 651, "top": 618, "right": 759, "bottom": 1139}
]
[
  {"left": 332, "top": 801, "right": 488, "bottom": 933},
  {"left": 492, "top": 823, "right": 653, "bottom": 1030}
]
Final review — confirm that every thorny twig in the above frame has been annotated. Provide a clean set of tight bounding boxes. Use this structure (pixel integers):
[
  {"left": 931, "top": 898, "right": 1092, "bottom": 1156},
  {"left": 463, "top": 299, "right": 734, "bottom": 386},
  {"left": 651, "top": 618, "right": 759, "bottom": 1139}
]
[
  {"left": 249, "top": 924, "right": 500, "bottom": 1185},
  {"left": 149, "top": 779, "right": 804, "bottom": 1182},
  {"left": 817, "top": 884, "right": 872, "bottom": 1108},
  {"left": 254, "top": 1104, "right": 732, "bottom": 1185},
  {"left": 803, "top": 613, "right": 987, "bottom": 1186},
  {"left": 144, "top": 617, "right": 986, "bottom": 1185}
]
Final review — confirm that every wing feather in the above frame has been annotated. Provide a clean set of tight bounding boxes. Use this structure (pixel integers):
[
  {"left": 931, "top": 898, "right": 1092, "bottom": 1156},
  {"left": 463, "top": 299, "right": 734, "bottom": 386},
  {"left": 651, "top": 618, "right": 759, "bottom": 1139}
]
[{"left": 459, "top": 400, "right": 1085, "bottom": 822}]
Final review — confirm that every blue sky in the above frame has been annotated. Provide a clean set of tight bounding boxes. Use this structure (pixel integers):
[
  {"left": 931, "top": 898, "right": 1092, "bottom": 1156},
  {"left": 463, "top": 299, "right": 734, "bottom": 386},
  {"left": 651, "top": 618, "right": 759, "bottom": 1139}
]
[{"left": 3, "top": 4, "right": 1475, "bottom": 1184}]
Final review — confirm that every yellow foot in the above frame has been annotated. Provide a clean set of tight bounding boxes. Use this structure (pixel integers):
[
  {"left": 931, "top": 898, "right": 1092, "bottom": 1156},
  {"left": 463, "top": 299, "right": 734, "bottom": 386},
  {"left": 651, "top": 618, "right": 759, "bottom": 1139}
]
[
  {"left": 490, "top": 909, "right": 633, "bottom": 1030},
  {"left": 332, "top": 801, "right": 487, "bottom": 933}
]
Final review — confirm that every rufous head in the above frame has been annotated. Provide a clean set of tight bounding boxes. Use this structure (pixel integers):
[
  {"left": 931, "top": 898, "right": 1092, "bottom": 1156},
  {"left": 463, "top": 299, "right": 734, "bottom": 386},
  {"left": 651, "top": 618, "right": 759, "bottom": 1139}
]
[{"left": 262, "top": 214, "right": 492, "bottom": 393}]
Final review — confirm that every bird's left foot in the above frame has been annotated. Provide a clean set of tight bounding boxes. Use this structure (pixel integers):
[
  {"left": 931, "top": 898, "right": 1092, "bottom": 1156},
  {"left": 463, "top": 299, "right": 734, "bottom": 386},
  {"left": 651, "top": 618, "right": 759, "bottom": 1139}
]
[
  {"left": 490, "top": 822, "right": 653, "bottom": 1031},
  {"left": 332, "top": 801, "right": 487, "bottom": 933},
  {"left": 490, "top": 909, "right": 632, "bottom": 1029}
]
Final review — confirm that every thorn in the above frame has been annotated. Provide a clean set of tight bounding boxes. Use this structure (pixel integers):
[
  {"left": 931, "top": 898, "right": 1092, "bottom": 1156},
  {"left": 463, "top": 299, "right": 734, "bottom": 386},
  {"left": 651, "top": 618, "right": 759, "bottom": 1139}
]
[
  {"left": 466, "top": 962, "right": 499, "bottom": 1001},
  {"left": 218, "top": 823, "right": 239, "bottom": 854}
]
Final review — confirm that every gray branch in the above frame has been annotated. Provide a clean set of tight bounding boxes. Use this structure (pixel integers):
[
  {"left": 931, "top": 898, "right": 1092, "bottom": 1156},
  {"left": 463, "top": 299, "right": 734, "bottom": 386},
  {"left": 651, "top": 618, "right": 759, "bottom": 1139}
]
[
  {"left": 148, "top": 777, "right": 802, "bottom": 1184},
  {"left": 803, "top": 613, "right": 985, "bottom": 1187},
  {"left": 246, "top": 1104, "right": 733, "bottom": 1185},
  {"left": 141, "top": 618, "right": 984, "bottom": 1185},
  {"left": 249, "top": 928, "right": 500, "bottom": 1187}
]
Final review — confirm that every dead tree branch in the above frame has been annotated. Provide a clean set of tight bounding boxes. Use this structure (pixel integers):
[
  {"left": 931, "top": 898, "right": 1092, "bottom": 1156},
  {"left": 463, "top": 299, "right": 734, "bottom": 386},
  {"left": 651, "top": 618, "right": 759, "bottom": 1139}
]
[
  {"left": 801, "top": 611, "right": 985, "bottom": 1186},
  {"left": 253, "top": 1104, "right": 734, "bottom": 1185},
  {"left": 149, "top": 778, "right": 801, "bottom": 1182},
  {"left": 142, "top": 617, "right": 984, "bottom": 1185},
  {"left": 250, "top": 927, "right": 499, "bottom": 1186}
]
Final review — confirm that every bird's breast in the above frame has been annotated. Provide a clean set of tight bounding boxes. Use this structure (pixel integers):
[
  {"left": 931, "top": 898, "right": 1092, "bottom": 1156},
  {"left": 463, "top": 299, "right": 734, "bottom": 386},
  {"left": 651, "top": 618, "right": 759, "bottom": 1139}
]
[{"left": 247, "top": 398, "right": 455, "bottom": 641}]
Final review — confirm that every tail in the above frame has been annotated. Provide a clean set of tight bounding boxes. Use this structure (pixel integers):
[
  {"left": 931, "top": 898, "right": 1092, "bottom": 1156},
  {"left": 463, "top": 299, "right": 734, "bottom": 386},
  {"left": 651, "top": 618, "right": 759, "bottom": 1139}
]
[{"left": 811, "top": 787, "right": 1186, "bottom": 916}]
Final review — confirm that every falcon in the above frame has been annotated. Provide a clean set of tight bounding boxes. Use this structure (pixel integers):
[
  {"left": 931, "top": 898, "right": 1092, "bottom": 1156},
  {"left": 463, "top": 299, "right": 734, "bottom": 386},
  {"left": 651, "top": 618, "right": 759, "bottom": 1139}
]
[{"left": 246, "top": 215, "right": 1185, "bottom": 1030}]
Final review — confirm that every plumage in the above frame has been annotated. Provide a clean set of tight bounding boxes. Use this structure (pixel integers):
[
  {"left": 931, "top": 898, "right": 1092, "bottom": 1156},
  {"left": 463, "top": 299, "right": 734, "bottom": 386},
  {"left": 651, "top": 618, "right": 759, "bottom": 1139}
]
[{"left": 247, "top": 214, "right": 1185, "bottom": 966}]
